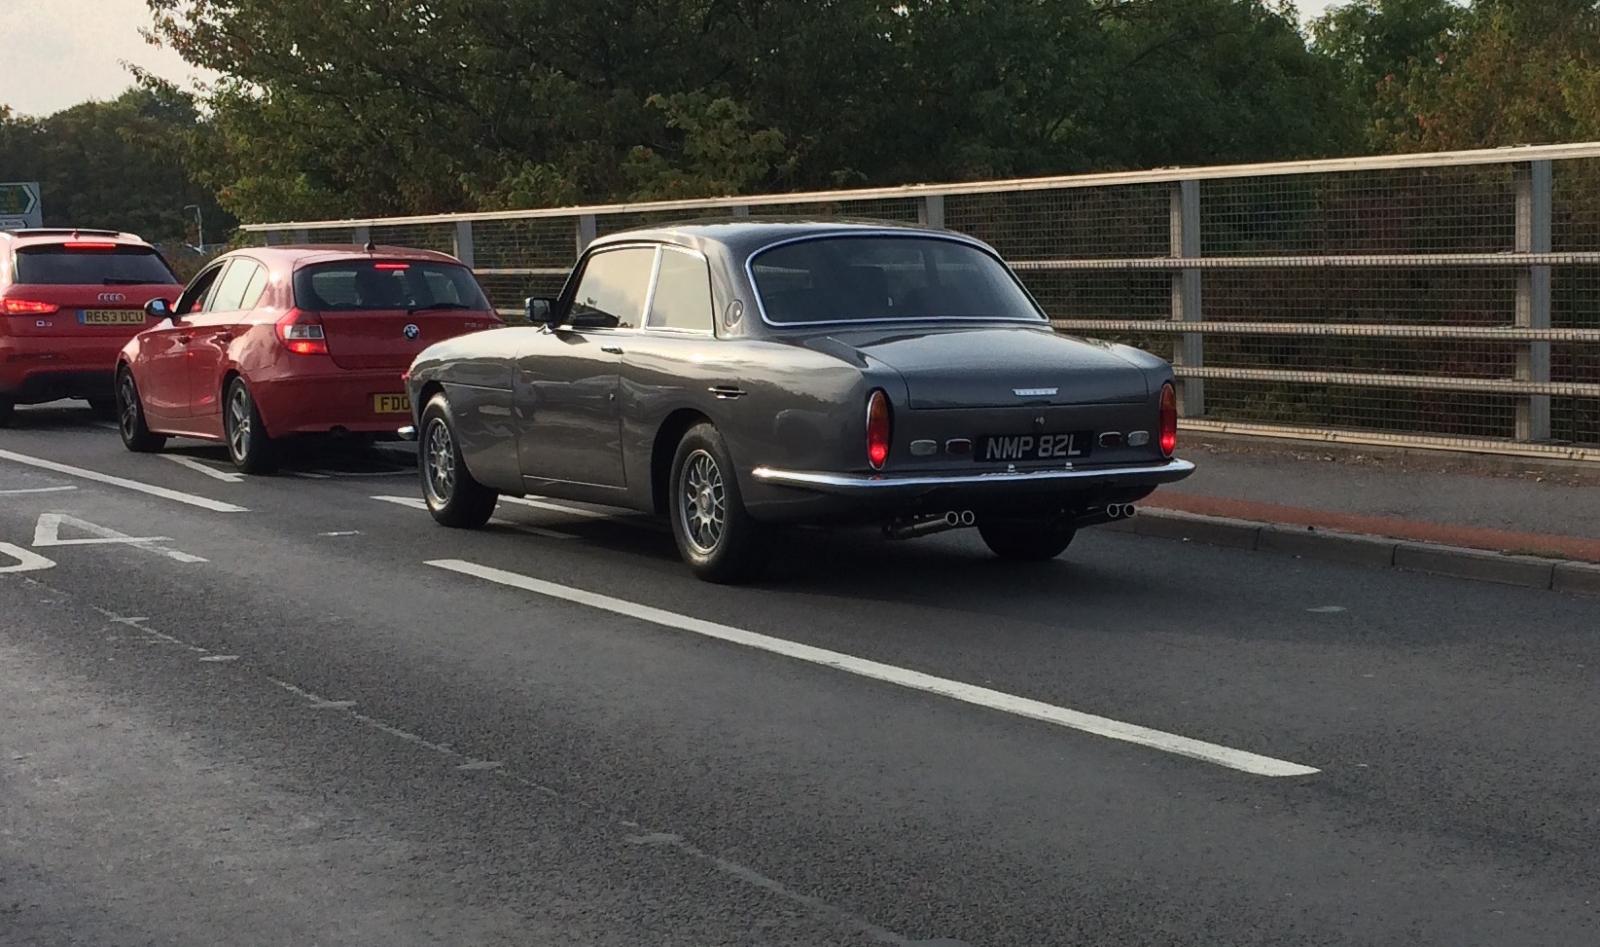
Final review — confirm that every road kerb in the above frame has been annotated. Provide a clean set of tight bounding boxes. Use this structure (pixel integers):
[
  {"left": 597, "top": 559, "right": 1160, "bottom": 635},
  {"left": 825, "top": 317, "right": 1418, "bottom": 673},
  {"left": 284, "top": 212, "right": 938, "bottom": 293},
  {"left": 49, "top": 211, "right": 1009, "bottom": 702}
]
[
  {"left": 1553, "top": 560, "right": 1600, "bottom": 596},
  {"left": 1120, "top": 508, "right": 1594, "bottom": 595}
]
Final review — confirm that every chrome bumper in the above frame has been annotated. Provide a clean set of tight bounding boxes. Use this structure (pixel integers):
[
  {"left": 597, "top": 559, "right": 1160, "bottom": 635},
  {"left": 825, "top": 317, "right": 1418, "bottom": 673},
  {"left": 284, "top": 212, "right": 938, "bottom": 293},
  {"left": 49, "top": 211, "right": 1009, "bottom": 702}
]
[{"left": 750, "top": 458, "right": 1196, "bottom": 497}]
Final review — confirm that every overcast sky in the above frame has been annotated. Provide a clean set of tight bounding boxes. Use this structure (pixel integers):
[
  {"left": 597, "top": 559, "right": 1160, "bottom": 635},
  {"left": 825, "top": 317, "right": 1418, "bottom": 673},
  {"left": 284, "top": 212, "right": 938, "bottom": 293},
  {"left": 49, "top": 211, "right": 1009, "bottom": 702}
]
[{"left": 0, "top": 0, "right": 1345, "bottom": 118}]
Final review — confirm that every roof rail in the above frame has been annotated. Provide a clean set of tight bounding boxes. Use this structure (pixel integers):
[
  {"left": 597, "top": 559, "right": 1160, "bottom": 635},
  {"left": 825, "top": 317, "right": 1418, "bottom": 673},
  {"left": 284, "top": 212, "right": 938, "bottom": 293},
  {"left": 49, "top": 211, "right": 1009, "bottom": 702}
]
[{"left": 1, "top": 227, "right": 127, "bottom": 238}]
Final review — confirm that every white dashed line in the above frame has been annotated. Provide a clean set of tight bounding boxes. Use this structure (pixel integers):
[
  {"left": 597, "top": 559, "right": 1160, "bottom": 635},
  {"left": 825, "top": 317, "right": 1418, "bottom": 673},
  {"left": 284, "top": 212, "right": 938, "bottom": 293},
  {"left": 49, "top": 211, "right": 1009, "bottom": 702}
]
[
  {"left": 161, "top": 454, "right": 245, "bottom": 483},
  {"left": 319, "top": 530, "right": 361, "bottom": 537},
  {"left": 428, "top": 559, "right": 1320, "bottom": 779},
  {"left": 498, "top": 495, "right": 613, "bottom": 519},
  {"left": 0, "top": 448, "right": 248, "bottom": 512},
  {"left": 0, "top": 485, "right": 78, "bottom": 495},
  {"left": 370, "top": 495, "right": 575, "bottom": 540}
]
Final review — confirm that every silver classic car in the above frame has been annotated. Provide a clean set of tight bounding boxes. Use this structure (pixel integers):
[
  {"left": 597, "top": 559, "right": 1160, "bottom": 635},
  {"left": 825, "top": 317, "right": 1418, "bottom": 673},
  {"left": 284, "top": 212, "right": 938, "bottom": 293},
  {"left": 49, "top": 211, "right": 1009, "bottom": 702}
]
[{"left": 404, "top": 221, "right": 1194, "bottom": 582}]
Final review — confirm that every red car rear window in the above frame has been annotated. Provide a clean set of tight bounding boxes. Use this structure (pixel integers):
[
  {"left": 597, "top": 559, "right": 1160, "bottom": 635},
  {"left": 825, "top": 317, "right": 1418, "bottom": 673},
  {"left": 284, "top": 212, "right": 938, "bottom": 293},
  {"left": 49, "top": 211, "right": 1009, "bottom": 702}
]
[
  {"left": 13, "top": 245, "right": 178, "bottom": 285},
  {"left": 293, "top": 261, "right": 491, "bottom": 312}
]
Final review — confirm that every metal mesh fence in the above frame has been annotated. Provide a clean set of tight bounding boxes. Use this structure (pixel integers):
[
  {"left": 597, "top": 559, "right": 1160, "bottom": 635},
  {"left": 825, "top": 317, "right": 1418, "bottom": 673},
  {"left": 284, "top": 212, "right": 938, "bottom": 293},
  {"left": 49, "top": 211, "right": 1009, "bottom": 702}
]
[{"left": 243, "top": 144, "right": 1600, "bottom": 457}]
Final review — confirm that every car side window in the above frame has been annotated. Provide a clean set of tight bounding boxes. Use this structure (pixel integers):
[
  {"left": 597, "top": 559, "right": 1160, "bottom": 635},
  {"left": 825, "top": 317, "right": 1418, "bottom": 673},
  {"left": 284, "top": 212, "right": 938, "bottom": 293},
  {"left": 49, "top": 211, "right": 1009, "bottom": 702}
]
[
  {"left": 568, "top": 247, "right": 654, "bottom": 329},
  {"left": 647, "top": 247, "right": 714, "bottom": 333},
  {"left": 238, "top": 263, "right": 271, "bottom": 310},
  {"left": 175, "top": 262, "right": 227, "bottom": 315},
  {"left": 208, "top": 259, "right": 260, "bottom": 313}
]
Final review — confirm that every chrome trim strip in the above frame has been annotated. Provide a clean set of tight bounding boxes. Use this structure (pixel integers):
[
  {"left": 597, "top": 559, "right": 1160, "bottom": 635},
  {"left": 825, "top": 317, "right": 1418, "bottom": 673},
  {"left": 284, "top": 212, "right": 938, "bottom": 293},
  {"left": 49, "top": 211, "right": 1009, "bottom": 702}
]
[
  {"left": 397, "top": 425, "right": 417, "bottom": 441},
  {"left": 741, "top": 229, "right": 1051, "bottom": 330},
  {"left": 750, "top": 458, "right": 1196, "bottom": 493}
]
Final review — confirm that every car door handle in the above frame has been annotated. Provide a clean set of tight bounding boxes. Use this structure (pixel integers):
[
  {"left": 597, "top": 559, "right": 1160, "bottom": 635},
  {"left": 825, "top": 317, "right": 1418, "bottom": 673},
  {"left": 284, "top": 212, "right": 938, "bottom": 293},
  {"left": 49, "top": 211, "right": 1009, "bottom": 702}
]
[
  {"left": 600, "top": 345, "right": 624, "bottom": 354},
  {"left": 708, "top": 385, "right": 746, "bottom": 399}
]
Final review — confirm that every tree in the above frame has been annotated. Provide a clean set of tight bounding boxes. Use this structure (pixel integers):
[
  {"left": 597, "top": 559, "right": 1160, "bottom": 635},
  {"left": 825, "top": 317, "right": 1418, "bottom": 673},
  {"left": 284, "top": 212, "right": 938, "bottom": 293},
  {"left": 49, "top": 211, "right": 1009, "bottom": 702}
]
[
  {"left": 0, "top": 85, "right": 232, "bottom": 245},
  {"left": 1311, "top": 0, "right": 1465, "bottom": 147},
  {"left": 146, "top": 0, "right": 1359, "bottom": 222},
  {"left": 1359, "top": 0, "right": 1600, "bottom": 150}
]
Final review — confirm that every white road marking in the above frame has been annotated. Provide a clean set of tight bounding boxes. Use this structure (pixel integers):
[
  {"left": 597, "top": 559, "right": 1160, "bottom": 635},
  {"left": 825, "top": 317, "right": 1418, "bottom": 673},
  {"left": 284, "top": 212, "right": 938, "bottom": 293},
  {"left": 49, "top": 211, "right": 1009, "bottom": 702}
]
[
  {"left": 1307, "top": 605, "right": 1347, "bottom": 613},
  {"left": 90, "top": 606, "right": 208, "bottom": 653},
  {"left": 319, "top": 530, "right": 361, "bottom": 537},
  {"left": 0, "top": 448, "right": 248, "bottom": 512},
  {"left": 161, "top": 454, "right": 245, "bottom": 483},
  {"left": 199, "top": 654, "right": 240, "bottom": 662},
  {"left": 370, "top": 495, "right": 574, "bottom": 540},
  {"left": 429, "top": 559, "right": 1320, "bottom": 779},
  {"left": 0, "top": 542, "right": 55, "bottom": 574},
  {"left": 31, "top": 512, "right": 207, "bottom": 564},
  {"left": 311, "top": 468, "right": 412, "bottom": 478},
  {"left": 0, "top": 485, "right": 77, "bottom": 495},
  {"left": 499, "top": 495, "right": 613, "bottom": 519}
]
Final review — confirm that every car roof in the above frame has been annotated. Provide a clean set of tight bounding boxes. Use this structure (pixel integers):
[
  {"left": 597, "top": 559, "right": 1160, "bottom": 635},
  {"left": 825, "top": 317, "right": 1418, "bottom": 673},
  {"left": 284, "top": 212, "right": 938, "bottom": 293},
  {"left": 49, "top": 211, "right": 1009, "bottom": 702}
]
[
  {"left": 232, "top": 244, "right": 465, "bottom": 269},
  {"left": 0, "top": 228, "right": 154, "bottom": 249},
  {"left": 587, "top": 218, "right": 987, "bottom": 257}
]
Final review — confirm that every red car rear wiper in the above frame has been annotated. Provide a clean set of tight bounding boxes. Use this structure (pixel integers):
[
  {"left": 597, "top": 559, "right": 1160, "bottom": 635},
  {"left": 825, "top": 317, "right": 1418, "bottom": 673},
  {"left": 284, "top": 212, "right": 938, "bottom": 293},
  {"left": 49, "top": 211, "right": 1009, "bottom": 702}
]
[{"left": 406, "top": 302, "right": 473, "bottom": 313}]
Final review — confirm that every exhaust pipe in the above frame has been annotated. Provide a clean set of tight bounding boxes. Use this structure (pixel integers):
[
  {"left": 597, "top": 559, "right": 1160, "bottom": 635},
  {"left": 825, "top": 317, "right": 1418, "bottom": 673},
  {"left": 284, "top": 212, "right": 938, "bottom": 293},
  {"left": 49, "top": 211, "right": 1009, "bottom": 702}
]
[
  {"left": 1072, "top": 504, "right": 1137, "bottom": 528},
  {"left": 883, "top": 510, "right": 973, "bottom": 540}
]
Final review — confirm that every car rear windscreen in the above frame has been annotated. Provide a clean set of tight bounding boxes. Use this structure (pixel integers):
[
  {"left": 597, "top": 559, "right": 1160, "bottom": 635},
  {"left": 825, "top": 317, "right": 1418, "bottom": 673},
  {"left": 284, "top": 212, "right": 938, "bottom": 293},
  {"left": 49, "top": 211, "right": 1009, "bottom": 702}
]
[
  {"left": 293, "top": 261, "right": 491, "bottom": 312},
  {"left": 14, "top": 245, "right": 178, "bottom": 285},
  {"left": 749, "top": 235, "right": 1045, "bottom": 325}
]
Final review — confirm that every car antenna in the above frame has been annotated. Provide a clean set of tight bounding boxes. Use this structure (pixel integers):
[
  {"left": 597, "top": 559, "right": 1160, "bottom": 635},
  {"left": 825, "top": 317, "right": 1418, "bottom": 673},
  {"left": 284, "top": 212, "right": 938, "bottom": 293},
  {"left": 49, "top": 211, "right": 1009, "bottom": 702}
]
[{"left": 363, "top": 240, "right": 376, "bottom": 254}]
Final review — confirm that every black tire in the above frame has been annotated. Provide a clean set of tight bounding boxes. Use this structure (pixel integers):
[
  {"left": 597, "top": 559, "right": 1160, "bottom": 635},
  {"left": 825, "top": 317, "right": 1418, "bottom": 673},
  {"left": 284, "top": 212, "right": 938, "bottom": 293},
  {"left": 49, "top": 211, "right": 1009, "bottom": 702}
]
[
  {"left": 0, "top": 398, "right": 13, "bottom": 429},
  {"left": 419, "top": 393, "right": 498, "bottom": 528},
  {"left": 223, "top": 378, "right": 277, "bottom": 474},
  {"left": 669, "top": 422, "right": 771, "bottom": 584},
  {"left": 87, "top": 396, "right": 118, "bottom": 421},
  {"left": 977, "top": 518, "right": 1077, "bottom": 561},
  {"left": 115, "top": 370, "right": 166, "bottom": 453}
]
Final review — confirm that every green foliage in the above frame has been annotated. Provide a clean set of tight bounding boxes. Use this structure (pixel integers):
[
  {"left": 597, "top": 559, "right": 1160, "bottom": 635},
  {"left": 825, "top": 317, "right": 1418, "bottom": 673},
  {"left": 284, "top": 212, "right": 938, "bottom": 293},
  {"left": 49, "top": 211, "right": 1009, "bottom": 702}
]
[
  {"left": 0, "top": 85, "right": 233, "bottom": 245},
  {"left": 144, "top": 0, "right": 1361, "bottom": 223}
]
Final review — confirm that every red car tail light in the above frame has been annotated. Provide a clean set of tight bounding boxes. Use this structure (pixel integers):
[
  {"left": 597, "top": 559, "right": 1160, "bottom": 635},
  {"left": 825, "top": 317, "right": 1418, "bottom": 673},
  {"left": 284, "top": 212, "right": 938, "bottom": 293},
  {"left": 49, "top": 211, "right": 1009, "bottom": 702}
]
[
  {"left": 3, "top": 298, "right": 61, "bottom": 315},
  {"left": 866, "top": 388, "right": 892, "bottom": 470},
  {"left": 1159, "top": 382, "right": 1177, "bottom": 456},
  {"left": 373, "top": 262, "right": 410, "bottom": 271},
  {"left": 276, "top": 309, "right": 328, "bottom": 355},
  {"left": 62, "top": 241, "right": 118, "bottom": 250}
]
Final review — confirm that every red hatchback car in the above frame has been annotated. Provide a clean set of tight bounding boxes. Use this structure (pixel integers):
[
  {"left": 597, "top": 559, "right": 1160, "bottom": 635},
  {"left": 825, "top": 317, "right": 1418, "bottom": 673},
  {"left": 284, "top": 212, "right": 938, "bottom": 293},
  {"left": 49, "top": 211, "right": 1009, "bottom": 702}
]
[
  {"left": 116, "top": 245, "right": 500, "bottom": 472},
  {"left": 1, "top": 228, "right": 184, "bottom": 427}
]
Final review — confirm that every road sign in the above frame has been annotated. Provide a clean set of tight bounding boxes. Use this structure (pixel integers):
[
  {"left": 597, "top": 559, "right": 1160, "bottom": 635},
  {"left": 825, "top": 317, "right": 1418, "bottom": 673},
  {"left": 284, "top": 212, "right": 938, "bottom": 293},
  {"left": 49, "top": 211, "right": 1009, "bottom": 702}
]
[{"left": 0, "top": 182, "right": 42, "bottom": 229}]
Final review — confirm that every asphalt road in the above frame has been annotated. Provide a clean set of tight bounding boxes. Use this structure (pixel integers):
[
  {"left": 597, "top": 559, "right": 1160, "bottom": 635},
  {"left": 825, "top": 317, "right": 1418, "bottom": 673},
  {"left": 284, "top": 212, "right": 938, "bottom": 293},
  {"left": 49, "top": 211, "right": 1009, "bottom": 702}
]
[{"left": 3, "top": 402, "right": 1599, "bottom": 947}]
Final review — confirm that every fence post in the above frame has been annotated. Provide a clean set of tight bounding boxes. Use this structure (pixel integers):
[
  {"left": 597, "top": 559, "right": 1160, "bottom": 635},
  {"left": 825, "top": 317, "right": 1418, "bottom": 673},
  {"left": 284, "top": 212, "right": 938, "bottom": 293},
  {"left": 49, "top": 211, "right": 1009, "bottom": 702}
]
[
  {"left": 919, "top": 194, "right": 945, "bottom": 230},
  {"left": 351, "top": 225, "right": 370, "bottom": 246},
  {"left": 291, "top": 228, "right": 310, "bottom": 244},
  {"left": 1169, "top": 179, "right": 1205, "bottom": 417},
  {"left": 453, "top": 220, "right": 475, "bottom": 267},
  {"left": 575, "top": 214, "right": 597, "bottom": 255},
  {"left": 1514, "top": 160, "right": 1553, "bottom": 442},
  {"left": 730, "top": 204, "right": 751, "bottom": 218}
]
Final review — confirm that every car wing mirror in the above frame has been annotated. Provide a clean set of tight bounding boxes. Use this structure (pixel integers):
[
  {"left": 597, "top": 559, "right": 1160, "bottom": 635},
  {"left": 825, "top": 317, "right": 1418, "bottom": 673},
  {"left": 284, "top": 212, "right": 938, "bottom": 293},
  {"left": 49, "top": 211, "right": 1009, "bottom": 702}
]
[
  {"left": 145, "top": 298, "right": 175, "bottom": 322},
  {"left": 524, "top": 296, "right": 558, "bottom": 329}
]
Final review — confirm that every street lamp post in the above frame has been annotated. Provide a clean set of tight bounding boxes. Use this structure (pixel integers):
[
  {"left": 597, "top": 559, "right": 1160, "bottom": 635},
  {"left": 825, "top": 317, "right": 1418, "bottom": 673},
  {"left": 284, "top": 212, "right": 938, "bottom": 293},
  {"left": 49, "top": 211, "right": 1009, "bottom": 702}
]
[{"left": 183, "top": 204, "right": 204, "bottom": 252}]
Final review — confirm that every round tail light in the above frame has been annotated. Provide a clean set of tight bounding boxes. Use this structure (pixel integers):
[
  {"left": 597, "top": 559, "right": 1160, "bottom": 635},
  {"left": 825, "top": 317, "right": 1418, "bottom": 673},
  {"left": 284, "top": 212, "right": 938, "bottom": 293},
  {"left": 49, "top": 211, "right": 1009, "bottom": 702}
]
[
  {"left": 1159, "top": 382, "right": 1177, "bottom": 456},
  {"left": 866, "top": 389, "right": 891, "bottom": 470}
]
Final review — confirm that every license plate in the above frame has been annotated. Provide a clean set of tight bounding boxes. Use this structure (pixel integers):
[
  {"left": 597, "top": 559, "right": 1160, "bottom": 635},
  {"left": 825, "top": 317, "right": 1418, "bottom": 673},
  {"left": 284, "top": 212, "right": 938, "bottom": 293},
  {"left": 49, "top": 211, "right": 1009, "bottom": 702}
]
[
  {"left": 976, "top": 431, "right": 1092, "bottom": 462},
  {"left": 373, "top": 393, "right": 411, "bottom": 414},
  {"left": 79, "top": 309, "right": 146, "bottom": 326}
]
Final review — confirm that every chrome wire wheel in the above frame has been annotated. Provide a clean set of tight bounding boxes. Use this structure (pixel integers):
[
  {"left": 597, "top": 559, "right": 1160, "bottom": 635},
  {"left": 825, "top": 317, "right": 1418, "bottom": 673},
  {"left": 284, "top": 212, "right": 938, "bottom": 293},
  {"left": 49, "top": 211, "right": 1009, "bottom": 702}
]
[
  {"left": 117, "top": 374, "right": 140, "bottom": 439},
  {"left": 227, "top": 385, "right": 253, "bottom": 460},
  {"left": 423, "top": 418, "right": 457, "bottom": 505},
  {"left": 678, "top": 448, "right": 726, "bottom": 555}
]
